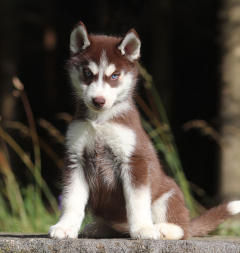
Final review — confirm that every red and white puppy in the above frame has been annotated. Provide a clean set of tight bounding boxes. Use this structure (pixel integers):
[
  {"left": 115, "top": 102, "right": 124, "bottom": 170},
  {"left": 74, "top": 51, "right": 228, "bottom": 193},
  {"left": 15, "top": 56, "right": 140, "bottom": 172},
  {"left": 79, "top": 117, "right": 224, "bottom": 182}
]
[{"left": 49, "top": 22, "right": 240, "bottom": 240}]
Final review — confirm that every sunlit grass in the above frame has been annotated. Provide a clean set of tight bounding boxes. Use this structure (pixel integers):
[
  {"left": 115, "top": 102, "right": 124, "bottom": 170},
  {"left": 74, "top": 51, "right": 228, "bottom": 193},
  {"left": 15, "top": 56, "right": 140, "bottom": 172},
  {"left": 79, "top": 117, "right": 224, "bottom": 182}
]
[
  {"left": 213, "top": 217, "right": 240, "bottom": 236},
  {"left": 0, "top": 143, "right": 59, "bottom": 233},
  {"left": 0, "top": 78, "right": 59, "bottom": 233}
]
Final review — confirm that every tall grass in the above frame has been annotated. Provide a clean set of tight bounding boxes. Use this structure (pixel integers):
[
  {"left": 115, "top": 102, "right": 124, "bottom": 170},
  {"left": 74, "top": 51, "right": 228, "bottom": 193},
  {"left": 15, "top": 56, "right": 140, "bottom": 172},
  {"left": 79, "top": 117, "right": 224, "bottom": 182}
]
[
  {"left": 0, "top": 78, "right": 59, "bottom": 232},
  {"left": 0, "top": 69, "right": 195, "bottom": 233}
]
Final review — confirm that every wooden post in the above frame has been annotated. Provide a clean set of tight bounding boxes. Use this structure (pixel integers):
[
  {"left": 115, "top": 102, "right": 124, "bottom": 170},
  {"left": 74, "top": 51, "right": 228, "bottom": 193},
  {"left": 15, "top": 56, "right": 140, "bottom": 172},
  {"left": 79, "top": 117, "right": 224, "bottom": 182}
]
[{"left": 220, "top": 0, "right": 240, "bottom": 199}]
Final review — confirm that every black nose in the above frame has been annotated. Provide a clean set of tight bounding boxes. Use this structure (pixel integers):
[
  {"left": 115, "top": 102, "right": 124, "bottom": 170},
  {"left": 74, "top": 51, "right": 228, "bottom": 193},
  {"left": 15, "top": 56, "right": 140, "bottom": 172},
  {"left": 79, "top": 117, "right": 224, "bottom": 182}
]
[{"left": 92, "top": 96, "right": 106, "bottom": 108}]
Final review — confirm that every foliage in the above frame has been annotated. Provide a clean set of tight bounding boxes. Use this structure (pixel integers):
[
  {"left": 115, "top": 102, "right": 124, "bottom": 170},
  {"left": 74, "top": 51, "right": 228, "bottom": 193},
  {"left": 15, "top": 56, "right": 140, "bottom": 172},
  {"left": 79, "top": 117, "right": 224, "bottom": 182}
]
[
  {"left": 0, "top": 78, "right": 59, "bottom": 232},
  {"left": 215, "top": 218, "right": 240, "bottom": 236}
]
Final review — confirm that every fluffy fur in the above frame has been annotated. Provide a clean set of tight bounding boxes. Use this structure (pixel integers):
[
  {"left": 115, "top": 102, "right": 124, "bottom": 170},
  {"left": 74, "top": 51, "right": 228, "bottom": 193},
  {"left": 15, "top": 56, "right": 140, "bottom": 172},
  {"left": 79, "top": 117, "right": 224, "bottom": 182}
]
[{"left": 49, "top": 22, "right": 240, "bottom": 240}]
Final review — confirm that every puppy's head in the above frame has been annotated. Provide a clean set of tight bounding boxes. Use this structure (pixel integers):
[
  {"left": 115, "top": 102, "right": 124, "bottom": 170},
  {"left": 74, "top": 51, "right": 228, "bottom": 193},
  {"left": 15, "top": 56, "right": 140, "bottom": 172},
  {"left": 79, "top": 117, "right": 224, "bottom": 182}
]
[{"left": 68, "top": 21, "right": 141, "bottom": 112}]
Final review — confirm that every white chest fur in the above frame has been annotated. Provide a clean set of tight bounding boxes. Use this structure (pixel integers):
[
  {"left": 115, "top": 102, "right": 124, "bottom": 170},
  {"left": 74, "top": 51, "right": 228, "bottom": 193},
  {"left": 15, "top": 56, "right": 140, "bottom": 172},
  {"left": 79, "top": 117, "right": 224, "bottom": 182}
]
[{"left": 66, "top": 120, "right": 136, "bottom": 163}]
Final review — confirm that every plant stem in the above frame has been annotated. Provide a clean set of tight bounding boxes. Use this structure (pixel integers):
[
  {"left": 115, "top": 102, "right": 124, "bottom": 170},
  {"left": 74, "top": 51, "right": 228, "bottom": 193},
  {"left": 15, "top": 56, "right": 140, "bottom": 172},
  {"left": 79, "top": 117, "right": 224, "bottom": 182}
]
[{"left": 0, "top": 125, "right": 58, "bottom": 213}]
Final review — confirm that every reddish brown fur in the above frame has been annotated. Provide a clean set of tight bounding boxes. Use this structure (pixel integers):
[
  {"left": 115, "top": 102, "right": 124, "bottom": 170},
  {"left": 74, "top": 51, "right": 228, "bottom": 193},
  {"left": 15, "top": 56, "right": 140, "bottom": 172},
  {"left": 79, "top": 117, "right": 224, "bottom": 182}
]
[
  {"left": 65, "top": 23, "right": 237, "bottom": 239},
  {"left": 69, "top": 35, "right": 138, "bottom": 77}
]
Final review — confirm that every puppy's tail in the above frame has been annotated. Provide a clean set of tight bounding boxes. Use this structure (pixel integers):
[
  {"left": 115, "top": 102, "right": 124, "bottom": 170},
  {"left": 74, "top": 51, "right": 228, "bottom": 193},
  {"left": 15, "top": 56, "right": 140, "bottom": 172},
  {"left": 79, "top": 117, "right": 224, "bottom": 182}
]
[{"left": 189, "top": 201, "right": 240, "bottom": 237}]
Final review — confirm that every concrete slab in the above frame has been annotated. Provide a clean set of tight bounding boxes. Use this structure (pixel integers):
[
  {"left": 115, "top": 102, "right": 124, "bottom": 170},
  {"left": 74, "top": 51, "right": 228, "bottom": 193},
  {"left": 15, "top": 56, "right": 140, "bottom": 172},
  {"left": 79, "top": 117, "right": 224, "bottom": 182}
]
[{"left": 0, "top": 234, "right": 239, "bottom": 253}]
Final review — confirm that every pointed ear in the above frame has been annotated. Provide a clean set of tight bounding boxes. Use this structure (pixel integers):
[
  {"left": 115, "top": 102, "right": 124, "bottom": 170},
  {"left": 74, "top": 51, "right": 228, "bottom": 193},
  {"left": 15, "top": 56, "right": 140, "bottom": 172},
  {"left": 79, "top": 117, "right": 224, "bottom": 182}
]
[
  {"left": 118, "top": 29, "right": 141, "bottom": 61},
  {"left": 70, "top": 21, "right": 90, "bottom": 54}
]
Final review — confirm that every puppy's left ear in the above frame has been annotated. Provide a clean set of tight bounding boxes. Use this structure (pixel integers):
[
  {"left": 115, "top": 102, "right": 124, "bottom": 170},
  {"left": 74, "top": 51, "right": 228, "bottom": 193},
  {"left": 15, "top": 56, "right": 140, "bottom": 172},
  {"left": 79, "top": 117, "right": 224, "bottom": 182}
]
[{"left": 118, "top": 29, "right": 141, "bottom": 61}]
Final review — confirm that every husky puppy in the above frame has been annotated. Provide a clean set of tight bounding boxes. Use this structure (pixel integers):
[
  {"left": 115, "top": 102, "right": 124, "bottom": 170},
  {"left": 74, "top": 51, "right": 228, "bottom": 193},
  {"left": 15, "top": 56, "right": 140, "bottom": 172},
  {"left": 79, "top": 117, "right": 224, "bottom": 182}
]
[{"left": 49, "top": 22, "right": 240, "bottom": 240}]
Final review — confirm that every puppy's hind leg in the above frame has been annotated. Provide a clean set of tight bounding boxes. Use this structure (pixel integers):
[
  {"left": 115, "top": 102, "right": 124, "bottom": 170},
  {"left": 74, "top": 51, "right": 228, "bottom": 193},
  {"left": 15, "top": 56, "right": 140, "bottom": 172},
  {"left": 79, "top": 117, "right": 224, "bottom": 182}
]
[
  {"left": 151, "top": 190, "right": 187, "bottom": 240},
  {"left": 154, "top": 223, "right": 184, "bottom": 240}
]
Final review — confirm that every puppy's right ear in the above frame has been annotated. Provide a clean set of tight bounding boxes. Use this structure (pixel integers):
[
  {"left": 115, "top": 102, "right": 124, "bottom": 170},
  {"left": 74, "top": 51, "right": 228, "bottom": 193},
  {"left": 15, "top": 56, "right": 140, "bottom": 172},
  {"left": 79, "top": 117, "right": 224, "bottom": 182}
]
[{"left": 70, "top": 21, "right": 90, "bottom": 54}]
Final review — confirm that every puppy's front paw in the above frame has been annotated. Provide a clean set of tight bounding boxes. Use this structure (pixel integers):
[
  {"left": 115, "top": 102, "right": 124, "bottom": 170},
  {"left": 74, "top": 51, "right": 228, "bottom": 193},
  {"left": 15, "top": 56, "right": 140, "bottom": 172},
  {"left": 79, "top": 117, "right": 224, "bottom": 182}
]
[
  {"left": 130, "top": 226, "right": 160, "bottom": 240},
  {"left": 49, "top": 223, "right": 79, "bottom": 239}
]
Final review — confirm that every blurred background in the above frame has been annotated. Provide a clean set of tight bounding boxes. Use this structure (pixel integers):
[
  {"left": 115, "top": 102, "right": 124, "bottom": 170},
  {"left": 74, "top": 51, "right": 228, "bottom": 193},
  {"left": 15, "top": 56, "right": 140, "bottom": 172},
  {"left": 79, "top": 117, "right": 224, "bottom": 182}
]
[{"left": 0, "top": 0, "right": 240, "bottom": 234}]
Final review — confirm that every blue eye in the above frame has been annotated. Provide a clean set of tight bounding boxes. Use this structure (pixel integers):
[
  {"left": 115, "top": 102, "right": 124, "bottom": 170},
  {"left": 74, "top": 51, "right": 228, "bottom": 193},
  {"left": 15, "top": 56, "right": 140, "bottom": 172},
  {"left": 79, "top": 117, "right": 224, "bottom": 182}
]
[
  {"left": 83, "top": 68, "right": 93, "bottom": 78},
  {"left": 111, "top": 73, "right": 120, "bottom": 80}
]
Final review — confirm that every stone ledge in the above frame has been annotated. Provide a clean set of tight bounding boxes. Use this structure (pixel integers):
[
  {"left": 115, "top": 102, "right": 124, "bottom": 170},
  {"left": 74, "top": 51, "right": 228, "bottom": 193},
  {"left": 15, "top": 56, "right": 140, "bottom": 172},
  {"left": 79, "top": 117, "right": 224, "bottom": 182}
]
[{"left": 0, "top": 235, "right": 239, "bottom": 253}]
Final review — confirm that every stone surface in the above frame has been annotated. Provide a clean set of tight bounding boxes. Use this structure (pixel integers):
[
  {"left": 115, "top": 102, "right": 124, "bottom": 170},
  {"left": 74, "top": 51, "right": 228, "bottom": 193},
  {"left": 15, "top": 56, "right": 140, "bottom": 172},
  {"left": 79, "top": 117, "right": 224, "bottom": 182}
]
[{"left": 0, "top": 235, "right": 239, "bottom": 253}]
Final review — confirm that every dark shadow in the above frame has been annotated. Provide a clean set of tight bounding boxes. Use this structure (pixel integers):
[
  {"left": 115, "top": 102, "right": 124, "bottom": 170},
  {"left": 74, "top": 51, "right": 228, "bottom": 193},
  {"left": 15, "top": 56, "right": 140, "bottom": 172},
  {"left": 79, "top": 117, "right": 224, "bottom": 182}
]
[
  {"left": 0, "top": 234, "right": 48, "bottom": 238},
  {"left": 78, "top": 233, "right": 130, "bottom": 239},
  {"left": 0, "top": 233, "right": 130, "bottom": 239}
]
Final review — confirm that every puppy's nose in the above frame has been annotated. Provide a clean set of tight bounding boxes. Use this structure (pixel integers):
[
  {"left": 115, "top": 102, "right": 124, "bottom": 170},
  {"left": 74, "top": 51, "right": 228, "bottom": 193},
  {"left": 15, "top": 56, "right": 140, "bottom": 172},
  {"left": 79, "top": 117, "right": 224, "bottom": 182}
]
[{"left": 92, "top": 96, "right": 106, "bottom": 108}]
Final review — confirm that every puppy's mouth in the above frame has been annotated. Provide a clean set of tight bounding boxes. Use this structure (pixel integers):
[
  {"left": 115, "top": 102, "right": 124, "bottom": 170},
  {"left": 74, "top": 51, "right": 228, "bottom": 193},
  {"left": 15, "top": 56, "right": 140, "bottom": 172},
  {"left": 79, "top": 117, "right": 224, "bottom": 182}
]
[{"left": 86, "top": 102, "right": 106, "bottom": 112}]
